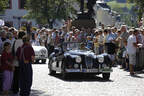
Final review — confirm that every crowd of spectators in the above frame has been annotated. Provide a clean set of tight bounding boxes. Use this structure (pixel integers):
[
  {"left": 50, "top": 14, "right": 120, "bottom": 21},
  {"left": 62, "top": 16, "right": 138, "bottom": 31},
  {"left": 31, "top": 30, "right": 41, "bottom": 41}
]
[
  {"left": 0, "top": 26, "right": 34, "bottom": 96},
  {"left": 0, "top": 23, "right": 144, "bottom": 95}
]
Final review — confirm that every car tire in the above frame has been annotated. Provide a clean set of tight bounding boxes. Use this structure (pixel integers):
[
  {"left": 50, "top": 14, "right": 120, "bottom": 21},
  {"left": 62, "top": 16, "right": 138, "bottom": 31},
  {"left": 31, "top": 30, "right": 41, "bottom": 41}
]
[
  {"left": 62, "top": 70, "right": 68, "bottom": 79},
  {"left": 61, "top": 63, "right": 69, "bottom": 80},
  {"left": 35, "top": 60, "right": 39, "bottom": 64},
  {"left": 48, "top": 60, "right": 56, "bottom": 75},
  {"left": 49, "top": 68, "right": 56, "bottom": 75},
  {"left": 102, "top": 73, "right": 110, "bottom": 80},
  {"left": 42, "top": 59, "right": 46, "bottom": 64}
]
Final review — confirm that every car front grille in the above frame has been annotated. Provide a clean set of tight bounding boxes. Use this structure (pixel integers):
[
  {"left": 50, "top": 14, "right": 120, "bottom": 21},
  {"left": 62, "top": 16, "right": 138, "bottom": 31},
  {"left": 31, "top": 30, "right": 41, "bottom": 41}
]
[
  {"left": 65, "top": 55, "right": 99, "bottom": 69},
  {"left": 85, "top": 56, "right": 93, "bottom": 69}
]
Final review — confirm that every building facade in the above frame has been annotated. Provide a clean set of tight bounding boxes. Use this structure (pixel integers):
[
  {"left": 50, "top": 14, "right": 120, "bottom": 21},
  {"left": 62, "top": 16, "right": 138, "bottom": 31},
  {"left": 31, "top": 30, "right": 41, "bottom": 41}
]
[
  {"left": 0, "top": 0, "right": 36, "bottom": 29},
  {"left": 94, "top": 0, "right": 121, "bottom": 27}
]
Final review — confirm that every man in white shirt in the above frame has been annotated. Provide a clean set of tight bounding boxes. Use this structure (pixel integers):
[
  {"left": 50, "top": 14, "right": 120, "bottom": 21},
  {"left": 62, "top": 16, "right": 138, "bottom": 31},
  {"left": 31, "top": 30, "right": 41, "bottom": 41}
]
[
  {"left": 98, "top": 28, "right": 104, "bottom": 54},
  {"left": 127, "top": 29, "right": 138, "bottom": 75}
]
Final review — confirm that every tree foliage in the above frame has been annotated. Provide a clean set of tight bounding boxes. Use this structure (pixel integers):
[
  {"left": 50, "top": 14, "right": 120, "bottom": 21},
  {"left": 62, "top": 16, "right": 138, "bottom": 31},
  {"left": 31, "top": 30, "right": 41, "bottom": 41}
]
[
  {"left": 0, "top": 0, "right": 8, "bottom": 12},
  {"left": 128, "top": 0, "right": 144, "bottom": 21},
  {"left": 25, "top": 0, "right": 79, "bottom": 25}
]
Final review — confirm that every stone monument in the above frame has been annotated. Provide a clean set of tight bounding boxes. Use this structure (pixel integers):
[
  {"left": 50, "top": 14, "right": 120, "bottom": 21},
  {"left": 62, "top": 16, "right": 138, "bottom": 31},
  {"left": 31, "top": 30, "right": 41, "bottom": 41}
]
[{"left": 72, "top": 0, "right": 97, "bottom": 29}]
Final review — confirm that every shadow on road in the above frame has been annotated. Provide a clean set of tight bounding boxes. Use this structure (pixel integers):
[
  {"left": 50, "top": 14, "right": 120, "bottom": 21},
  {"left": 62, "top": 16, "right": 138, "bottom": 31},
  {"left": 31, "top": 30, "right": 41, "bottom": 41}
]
[
  {"left": 0, "top": 90, "right": 49, "bottom": 96},
  {"left": 31, "top": 89, "right": 50, "bottom": 96},
  {"left": 126, "top": 74, "right": 144, "bottom": 78},
  {"left": 49, "top": 73, "right": 114, "bottom": 82}
]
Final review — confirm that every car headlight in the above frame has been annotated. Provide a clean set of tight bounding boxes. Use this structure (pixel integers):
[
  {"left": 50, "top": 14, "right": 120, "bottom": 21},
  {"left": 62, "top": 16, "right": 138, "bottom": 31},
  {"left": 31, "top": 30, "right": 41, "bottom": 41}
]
[
  {"left": 74, "top": 64, "right": 79, "bottom": 69},
  {"left": 75, "top": 56, "right": 82, "bottom": 63},
  {"left": 98, "top": 56, "right": 104, "bottom": 63}
]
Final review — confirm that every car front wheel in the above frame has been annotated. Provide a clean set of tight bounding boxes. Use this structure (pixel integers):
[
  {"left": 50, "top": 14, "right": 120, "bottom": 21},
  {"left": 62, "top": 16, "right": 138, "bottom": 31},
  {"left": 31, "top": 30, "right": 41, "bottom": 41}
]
[
  {"left": 49, "top": 68, "right": 56, "bottom": 75},
  {"left": 61, "top": 70, "right": 68, "bottom": 79},
  {"left": 102, "top": 73, "right": 110, "bottom": 80},
  {"left": 48, "top": 60, "right": 56, "bottom": 75},
  {"left": 61, "top": 63, "right": 69, "bottom": 79},
  {"left": 42, "top": 59, "right": 46, "bottom": 64},
  {"left": 35, "top": 60, "right": 39, "bottom": 64}
]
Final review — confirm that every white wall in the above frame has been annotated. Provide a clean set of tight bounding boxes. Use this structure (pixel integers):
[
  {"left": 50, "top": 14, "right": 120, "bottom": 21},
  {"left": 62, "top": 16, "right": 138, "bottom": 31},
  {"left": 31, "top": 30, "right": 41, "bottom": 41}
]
[
  {"left": 96, "top": 8, "right": 115, "bottom": 26},
  {"left": 94, "top": 2, "right": 117, "bottom": 27},
  {"left": 2, "top": 0, "right": 36, "bottom": 29}
]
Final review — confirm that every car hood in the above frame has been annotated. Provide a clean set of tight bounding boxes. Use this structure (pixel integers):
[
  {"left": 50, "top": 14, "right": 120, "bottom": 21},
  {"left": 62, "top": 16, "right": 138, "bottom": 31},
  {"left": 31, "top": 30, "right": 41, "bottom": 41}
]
[
  {"left": 65, "top": 50, "right": 95, "bottom": 56},
  {"left": 32, "top": 46, "right": 47, "bottom": 51},
  {"left": 65, "top": 50, "right": 108, "bottom": 58}
]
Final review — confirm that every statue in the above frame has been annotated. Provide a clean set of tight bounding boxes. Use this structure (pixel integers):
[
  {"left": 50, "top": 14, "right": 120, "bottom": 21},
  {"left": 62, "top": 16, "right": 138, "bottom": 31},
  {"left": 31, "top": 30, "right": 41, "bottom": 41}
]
[
  {"left": 80, "top": 0, "right": 97, "bottom": 15},
  {"left": 72, "top": 0, "right": 97, "bottom": 28},
  {"left": 87, "top": 0, "right": 97, "bottom": 17}
]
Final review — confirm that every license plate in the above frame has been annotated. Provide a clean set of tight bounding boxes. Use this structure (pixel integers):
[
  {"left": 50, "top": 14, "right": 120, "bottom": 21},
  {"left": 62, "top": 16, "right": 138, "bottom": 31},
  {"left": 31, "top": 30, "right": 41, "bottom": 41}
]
[
  {"left": 102, "top": 68, "right": 112, "bottom": 72},
  {"left": 66, "top": 69, "right": 80, "bottom": 72},
  {"left": 103, "top": 67, "right": 109, "bottom": 69},
  {"left": 86, "top": 69, "right": 98, "bottom": 72}
]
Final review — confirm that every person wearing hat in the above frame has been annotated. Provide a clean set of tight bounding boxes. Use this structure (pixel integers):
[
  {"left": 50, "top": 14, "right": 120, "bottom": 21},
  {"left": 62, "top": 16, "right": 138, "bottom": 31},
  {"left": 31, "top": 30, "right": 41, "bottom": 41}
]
[
  {"left": 86, "top": 36, "right": 93, "bottom": 50},
  {"left": 93, "top": 30, "right": 99, "bottom": 54},
  {"left": 127, "top": 29, "right": 138, "bottom": 75},
  {"left": 11, "top": 30, "right": 26, "bottom": 94},
  {"left": 98, "top": 28, "right": 104, "bottom": 54},
  {"left": 128, "top": 28, "right": 134, "bottom": 36},
  {"left": 46, "top": 29, "right": 55, "bottom": 56},
  {"left": 105, "top": 27, "right": 117, "bottom": 66},
  {"left": 3, "top": 32, "right": 15, "bottom": 51},
  {"left": 0, "top": 30, "right": 7, "bottom": 54},
  {"left": 1, "top": 42, "right": 14, "bottom": 96},
  {"left": 16, "top": 35, "right": 35, "bottom": 96}
]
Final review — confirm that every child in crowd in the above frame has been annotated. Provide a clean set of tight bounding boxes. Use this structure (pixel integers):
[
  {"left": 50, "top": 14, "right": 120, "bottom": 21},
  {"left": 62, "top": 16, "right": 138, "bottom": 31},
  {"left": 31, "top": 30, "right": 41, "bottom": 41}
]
[
  {"left": 86, "top": 36, "right": 93, "bottom": 50},
  {"left": 1, "top": 42, "right": 14, "bottom": 96},
  {"left": 93, "top": 37, "right": 99, "bottom": 55},
  {"left": 122, "top": 40, "right": 129, "bottom": 70}
]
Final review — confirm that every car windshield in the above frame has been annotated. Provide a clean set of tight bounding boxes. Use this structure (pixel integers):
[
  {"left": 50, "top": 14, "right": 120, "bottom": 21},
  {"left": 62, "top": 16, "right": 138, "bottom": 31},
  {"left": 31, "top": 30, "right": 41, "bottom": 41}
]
[
  {"left": 61, "top": 42, "right": 89, "bottom": 51},
  {"left": 31, "top": 40, "right": 45, "bottom": 46}
]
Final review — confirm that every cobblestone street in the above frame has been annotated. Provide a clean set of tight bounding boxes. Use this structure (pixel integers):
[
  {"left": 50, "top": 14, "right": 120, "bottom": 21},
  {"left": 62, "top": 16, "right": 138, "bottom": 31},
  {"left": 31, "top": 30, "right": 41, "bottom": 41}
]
[{"left": 30, "top": 60, "right": 144, "bottom": 96}]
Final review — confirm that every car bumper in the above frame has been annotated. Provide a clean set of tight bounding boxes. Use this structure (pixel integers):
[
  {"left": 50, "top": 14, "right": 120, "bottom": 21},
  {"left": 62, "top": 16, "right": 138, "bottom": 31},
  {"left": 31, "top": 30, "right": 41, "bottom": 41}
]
[
  {"left": 65, "top": 68, "right": 113, "bottom": 73},
  {"left": 35, "top": 55, "right": 47, "bottom": 60}
]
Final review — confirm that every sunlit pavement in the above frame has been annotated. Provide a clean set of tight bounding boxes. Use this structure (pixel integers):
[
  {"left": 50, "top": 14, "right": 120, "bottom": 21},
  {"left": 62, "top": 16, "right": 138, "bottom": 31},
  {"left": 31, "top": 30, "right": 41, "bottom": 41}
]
[{"left": 30, "top": 59, "right": 144, "bottom": 96}]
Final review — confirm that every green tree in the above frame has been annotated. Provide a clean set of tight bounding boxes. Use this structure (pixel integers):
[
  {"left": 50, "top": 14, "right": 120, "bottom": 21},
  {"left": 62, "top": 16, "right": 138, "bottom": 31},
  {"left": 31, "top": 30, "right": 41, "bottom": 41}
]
[
  {"left": 0, "top": 0, "right": 8, "bottom": 12},
  {"left": 128, "top": 0, "right": 144, "bottom": 21},
  {"left": 25, "top": 0, "right": 79, "bottom": 27}
]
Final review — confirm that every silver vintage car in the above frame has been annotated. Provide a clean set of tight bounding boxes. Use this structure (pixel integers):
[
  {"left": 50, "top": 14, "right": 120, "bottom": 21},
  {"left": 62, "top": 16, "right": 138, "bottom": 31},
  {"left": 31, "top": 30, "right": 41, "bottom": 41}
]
[
  {"left": 48, "top": 42, "right": 113, "bottom": 80},
  {"left": 32, "top": 45, "right": 48, "bottom": 64}
]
